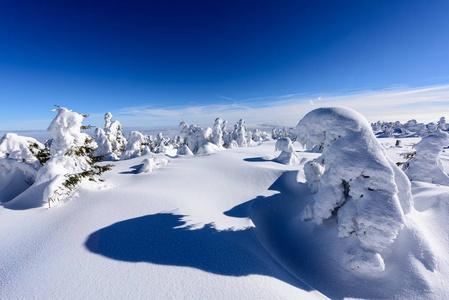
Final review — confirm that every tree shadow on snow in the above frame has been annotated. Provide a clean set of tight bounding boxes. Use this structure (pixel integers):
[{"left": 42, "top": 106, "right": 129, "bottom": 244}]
[
  {"left": 243, "top": 157, "right": 271, "bottom": 162},
  {"left": 119, "top": 164, "right": 142, "bottom": 174},
  {"left": 85, "top": 212, "right": 313, "bottom": 292}
]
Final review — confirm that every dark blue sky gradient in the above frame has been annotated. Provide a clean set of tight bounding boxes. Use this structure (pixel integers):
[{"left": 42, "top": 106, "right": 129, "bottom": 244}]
[{"left": 1, "top": 0, "right": 448, "bottom": 129}]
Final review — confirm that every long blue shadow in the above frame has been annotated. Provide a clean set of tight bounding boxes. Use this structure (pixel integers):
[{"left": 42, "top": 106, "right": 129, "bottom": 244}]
[{"left": 85, "top": 212, "right": 312, "bottom": 291}]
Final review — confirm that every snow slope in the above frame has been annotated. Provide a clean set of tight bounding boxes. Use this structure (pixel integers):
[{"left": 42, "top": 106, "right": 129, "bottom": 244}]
[{"left": 1, "top": 138, "right": 449, "bottom": 299}]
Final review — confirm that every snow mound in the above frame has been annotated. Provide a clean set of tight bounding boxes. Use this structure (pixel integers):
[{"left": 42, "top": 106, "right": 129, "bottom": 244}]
[
  {"left": 273, "top": 137, "right": 300, "bottom": 165},
  {"left": 405, "top": 129, "right": 449, "bottom": 185},
  {"left": 196, "top": 142, "right": 220, "bottom": 155},
  {"left": 296, "top": 107, "right": 413, "bottom": 273},
  {"left": 137, "top": 156, "right": 170, "bottom": 173}
]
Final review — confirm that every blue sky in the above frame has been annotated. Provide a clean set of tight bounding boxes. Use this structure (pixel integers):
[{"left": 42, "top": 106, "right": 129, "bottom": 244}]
[{"left": 1, "top": 0, "right": 449, "bottom": 130}]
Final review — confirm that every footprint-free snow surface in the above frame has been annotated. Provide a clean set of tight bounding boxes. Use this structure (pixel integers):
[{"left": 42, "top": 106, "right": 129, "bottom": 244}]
[{"left": 1, "top": 139, "right": 449, "bottom": 299}]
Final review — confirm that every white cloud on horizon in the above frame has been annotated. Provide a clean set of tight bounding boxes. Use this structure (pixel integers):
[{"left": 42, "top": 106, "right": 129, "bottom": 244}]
[{"left": 114, "top": 84, "right": 449, "bottom": 129}]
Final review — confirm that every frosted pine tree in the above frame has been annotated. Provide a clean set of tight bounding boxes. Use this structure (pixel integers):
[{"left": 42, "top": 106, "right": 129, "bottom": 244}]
[{"left": 34, "top": 107, "right": 112, "bottom": 207}]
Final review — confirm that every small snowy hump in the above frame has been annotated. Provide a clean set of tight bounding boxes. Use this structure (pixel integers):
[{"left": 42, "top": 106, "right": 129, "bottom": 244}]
[{"left": 274, "top": 137, "right": 300, "bottom": 165}]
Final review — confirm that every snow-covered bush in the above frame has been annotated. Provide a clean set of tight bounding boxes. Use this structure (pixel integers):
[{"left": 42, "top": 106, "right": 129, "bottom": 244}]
[
  {"left": 104, "top": 112, "right": 127, "bottom": 156},
  {"left": 120, "top": 131, "right": 147, "bottom": 160},
  {"left": 35, "top": 107, "right": 112, "bottom": 207},
  {"left": 404, "top": 129, "right": 449, "bottom": 185},
  {"left": 178, "top": 121, "right": 189, "bottom": 145},
  {"left": 274, "top": 137, "right": 300, "bottom": 165},
  {"left": 296, "top": 107, "right": 413, "bottom": 273}
]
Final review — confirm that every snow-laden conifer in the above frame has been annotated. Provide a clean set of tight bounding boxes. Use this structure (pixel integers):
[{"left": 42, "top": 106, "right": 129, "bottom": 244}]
[
  {"left": 104, "top": 112, "right": 127, "bottom": 156},
  {"left": 35, "top": 107, "right": 112, "bottom": 207},
  {"left": 94, "top": 128, "right": 115, "bottom": 160},
  {"left": 296, "top": 107, "right": 413, "bottom": 273},
  {"left": 211, "top": 117, "right": 224, "bottom": 147}
]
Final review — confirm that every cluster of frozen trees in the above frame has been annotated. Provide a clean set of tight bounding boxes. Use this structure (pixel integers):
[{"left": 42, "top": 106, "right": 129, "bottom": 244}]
[
  {"left": 95, "top": 116, "right": 275, "bottom": 159},
  {"left": 371, "top": 116, "right": 448, "bottom": 137},
  {"left": 0, "top": 108, "right": 289, "bottom": 207}
]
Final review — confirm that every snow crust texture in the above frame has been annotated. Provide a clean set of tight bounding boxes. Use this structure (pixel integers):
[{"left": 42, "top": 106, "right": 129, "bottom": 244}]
[{"left": 296, "top": 107, "right": 413, "bottom": 272}]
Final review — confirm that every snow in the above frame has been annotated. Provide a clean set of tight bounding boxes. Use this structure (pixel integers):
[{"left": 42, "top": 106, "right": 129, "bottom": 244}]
[
  {"left": 405, "top": 129, "right": 449, "bottom": 185},
  {"left": 2, "top": 108, "right": 449, "bottom": 299}
]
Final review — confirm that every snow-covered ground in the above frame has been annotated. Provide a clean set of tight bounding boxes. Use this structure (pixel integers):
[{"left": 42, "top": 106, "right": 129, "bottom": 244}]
[{"left": 1, "top": 135, "right": 449, "bottom": 299}]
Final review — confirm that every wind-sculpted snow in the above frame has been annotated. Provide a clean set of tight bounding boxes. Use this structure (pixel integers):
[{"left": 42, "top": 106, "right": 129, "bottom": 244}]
[
  {"left": 405, "top": 129, "right": 449, "bottom": 185},
  {"left": 296, "top": 107, "right": 413, "bottom": 273}
]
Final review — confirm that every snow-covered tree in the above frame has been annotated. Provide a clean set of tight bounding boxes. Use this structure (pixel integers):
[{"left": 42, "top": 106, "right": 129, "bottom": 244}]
[
  {"left": 94, "top": 128, "right": 115, "bottom": 160},
  {"left": 273, "top": 137, "right": 300, "bottom": 165},
  {"left": 438, "top": 117, "right": 447, "bottom": 131},
  {"left": 222, "top": 120, "right": 233, "bottom": 147},
  {"left": 120, "top": 131, "right": 147, "bottom": 160},
  {"left": 296, "top": 107, "right": 413, "bottom": 273},
  {"left": 233, "top": 119, "right": 248, "bottom": 147},
  {"left": 35, "top": 107, "right": 112, "bottom": 207},
  {"left": 211, "top": 117, "right": 223, "bottom": 147},
  {"left": 404, "top": 129, "right": 449, "bottom": 185},
  {"left": 104, "top": 112, "right": 127, "bottom": 156},
  {"left": 426, "top": 122, "right": 438, "bottom": 133},
  {"left": 271, "top": 128, "right": 278, "bottom": 140},
  {"left": 185, "top": 125, "right": 207, "bottom": 153},
  {"left": 179, "top": 121, "right": 189, "bottom": 144}
]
